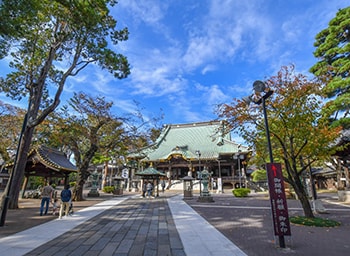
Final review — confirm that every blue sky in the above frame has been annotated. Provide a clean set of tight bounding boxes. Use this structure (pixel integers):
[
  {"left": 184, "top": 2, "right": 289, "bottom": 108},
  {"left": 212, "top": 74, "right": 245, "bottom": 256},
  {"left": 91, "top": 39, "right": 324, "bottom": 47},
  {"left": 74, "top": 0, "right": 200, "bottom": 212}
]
[{"left": 0, "top": 0, "right": 349, "bottom": 142}]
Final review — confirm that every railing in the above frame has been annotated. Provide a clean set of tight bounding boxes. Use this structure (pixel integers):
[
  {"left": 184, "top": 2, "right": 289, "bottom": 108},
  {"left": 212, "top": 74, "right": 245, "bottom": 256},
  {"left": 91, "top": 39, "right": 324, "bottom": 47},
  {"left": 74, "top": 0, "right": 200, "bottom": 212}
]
[{"left": 221, "top": 176, "right": 246, "bottom": 183}]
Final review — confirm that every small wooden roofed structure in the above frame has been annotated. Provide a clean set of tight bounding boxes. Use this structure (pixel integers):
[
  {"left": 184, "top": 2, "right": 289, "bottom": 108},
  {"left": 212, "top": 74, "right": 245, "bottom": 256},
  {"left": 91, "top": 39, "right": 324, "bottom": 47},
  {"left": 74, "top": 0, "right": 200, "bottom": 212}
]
[
  {"left": 135, "top": 166, "right": 167, "bottom": 179},
  {"left": 135, "top": 166, "right": 166, "bottom": 197},
  {"left": 333, "top": 130, "right": 350, "bottom": 161},
  {"left": 25, "top": 145, "right": 77, "bottom": 177},
  {"left": 332, "top": 130, "right": 350, "bottom": 188},
  {"left": 128, "top": 121, "right": 250, "bottom": 188},
  {"left": 311, "top": 130, "right": 350, "bottom": 190},
  {"left": 7, "top": 145, "right": 78, "bottom": 196}
]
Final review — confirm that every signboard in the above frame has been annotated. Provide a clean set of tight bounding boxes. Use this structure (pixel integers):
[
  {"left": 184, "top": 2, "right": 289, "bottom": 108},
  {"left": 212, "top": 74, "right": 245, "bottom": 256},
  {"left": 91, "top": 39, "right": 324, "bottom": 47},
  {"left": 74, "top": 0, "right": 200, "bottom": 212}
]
[
  {"left": 217, "top": 177, "right": 222, "bottom": 191},
  {"left": 121, "top": 168, "right": 129, "bottom": 179},
  {"left": 266, "top": 163, "right": 291, "bottom": 236}
]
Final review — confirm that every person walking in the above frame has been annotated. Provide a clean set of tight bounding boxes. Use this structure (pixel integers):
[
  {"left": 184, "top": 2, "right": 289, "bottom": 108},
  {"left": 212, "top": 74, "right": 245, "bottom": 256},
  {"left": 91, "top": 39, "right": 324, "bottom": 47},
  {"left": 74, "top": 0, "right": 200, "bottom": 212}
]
[
  {"left": 59, "top": 184, "right": 72, "bottom": 219},
  {"left": 40, "top": 181, "right": 54, "bottom": 216},
  {"left": 146, "top": 181, "right": 153, "bottom": 198}
]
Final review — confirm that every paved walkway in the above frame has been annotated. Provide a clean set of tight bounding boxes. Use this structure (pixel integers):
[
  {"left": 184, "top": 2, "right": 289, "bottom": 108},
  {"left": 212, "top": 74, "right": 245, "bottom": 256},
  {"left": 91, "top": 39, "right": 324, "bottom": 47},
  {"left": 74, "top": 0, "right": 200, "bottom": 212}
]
[
  {"left": 0, "top": 194, "right": 246, "bottom": 256},
  {"left": 1, "top": 191, "right": 350, "bottom": 256}
]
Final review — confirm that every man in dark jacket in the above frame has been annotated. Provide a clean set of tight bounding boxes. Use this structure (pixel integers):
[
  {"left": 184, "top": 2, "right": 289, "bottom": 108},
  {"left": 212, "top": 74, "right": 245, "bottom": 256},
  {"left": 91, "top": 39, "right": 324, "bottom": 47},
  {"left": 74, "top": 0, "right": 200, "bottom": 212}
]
[{"left": 59, "top": 185, "right": 72, "bottom": 219}]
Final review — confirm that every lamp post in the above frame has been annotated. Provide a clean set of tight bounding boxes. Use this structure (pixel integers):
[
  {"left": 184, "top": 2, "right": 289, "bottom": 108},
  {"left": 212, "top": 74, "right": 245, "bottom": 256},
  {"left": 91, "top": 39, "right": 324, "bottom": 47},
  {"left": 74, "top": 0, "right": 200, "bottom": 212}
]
[
  {"left": 233, "top": 151, "right": 244, "bottom": 188},
  {"left": 244, "top": 80, "right": 289, "bottom": 248},
  {"left": 195, "top": 150, "right": 202, "bottom": 197}
]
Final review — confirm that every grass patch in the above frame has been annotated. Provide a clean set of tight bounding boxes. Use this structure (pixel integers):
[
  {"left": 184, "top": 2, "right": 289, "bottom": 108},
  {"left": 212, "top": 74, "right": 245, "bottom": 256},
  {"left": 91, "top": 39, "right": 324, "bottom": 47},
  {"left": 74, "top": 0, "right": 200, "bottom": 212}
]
[
  {"left": 290, "top": 216, "right": 340, "bottom": 227},
  {"left": 317, "top": 189, "right": 337, "bottom": 194}
]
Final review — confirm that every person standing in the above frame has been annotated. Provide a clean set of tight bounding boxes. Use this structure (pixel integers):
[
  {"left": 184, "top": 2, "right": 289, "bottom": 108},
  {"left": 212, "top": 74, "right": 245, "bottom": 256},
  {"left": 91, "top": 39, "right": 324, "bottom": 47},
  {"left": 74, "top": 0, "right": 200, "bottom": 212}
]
[
  {"left": 59, "top": 184, "right": 72, "bottom": 219},
  {"left": 142, "top": 181, "right": 147, "bottom": 198},
  {"left": 40, "top": 181, "right": 54, "bottom": 216},
  {"left": 161, "top": 179, "right": 166, "bottom": 193}
]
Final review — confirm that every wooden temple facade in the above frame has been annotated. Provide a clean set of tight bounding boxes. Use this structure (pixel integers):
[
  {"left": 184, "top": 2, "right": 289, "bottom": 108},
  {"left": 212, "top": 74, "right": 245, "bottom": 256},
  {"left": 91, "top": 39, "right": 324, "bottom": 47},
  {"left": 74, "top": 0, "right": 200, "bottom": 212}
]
[
  {"left": 128, "top": 121, "right": 250, "bottom": 190},
  {"left": 1, "top": 145, "right": 77, "bottom": 196}
]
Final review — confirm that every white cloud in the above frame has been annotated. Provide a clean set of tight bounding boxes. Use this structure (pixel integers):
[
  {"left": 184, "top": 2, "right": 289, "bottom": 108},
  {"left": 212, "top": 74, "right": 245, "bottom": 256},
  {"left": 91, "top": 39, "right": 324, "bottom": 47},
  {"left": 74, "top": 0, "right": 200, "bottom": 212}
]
[
  {"left": 207, "top": 84, "right": 230, "bottom": 106},
  {"left": 201, "top": 64, "right": 216, "bottom": 75},
  {"left": 117, "top": 0, "right": 167, "bottom": 25}
]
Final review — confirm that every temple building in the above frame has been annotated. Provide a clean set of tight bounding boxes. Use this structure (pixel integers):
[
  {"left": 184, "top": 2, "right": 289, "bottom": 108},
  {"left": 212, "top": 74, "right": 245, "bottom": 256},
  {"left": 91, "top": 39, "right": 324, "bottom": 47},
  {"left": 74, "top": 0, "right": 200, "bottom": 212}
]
[{"left": 128, "top": 121, "right": 250, "bottom": 190}]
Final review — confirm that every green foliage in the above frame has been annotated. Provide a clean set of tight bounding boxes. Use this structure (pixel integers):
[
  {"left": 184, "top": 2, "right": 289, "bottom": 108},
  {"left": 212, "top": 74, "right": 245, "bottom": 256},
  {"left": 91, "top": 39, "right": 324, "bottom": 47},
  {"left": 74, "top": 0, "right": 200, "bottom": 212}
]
[
  {"left": 69, "top": 181, "right": 76, "bottom": 188},
  {"left": 290, "top": 216, "right": 340, "bottom": 227},
  {"left": 103, "top": 186, "right": 115, "bottom": 194},
  {"left": 47, "top": 92, "right": 127, "bottom": 200},
  {"left": 310, "top": 7, "right": 350, "bottom": 128},
  {"left": 92, "top": 153, "right": 112, "bottom": 165},
  {"left": 27, "top": 176, "right": 45, "bottom": 190},
  {"left": 232, "top": 188, "right": 251, "bottom": 197},
  {"left": 0, "top": 101, "right": 24, "bottom": 162},
  {"left": 0, "top": 0, "right": 130, "bottom": 208},
  {"left": 251, "top": 169, "right": 266, "bottom": 182},
  {"left": 218, "top": 64, "right": 342, "bottom": 218}
]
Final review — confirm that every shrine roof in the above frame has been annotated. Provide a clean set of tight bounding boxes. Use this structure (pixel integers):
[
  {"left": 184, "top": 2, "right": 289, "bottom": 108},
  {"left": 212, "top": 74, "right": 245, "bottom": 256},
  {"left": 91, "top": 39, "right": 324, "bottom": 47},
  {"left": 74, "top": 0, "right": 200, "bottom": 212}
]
[
  {"left": 134, "top": 121, "right": 248, "bottom": 162},
  {"left": 24, "top": 145, "right": 77, "bottom": 177}
]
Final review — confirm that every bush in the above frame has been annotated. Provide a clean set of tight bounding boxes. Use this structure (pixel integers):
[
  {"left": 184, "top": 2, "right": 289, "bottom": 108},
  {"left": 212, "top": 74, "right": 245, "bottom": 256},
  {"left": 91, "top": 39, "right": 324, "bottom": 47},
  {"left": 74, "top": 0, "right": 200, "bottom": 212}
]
[
  {"left": 232, "top": 188, "right": 251, "bottom": 197},
  {"left": 69, "top": 181, "right": 76, "bottom": 188},
  {"left": 103, "top": 186, "right": 115, "bottom": 193}
]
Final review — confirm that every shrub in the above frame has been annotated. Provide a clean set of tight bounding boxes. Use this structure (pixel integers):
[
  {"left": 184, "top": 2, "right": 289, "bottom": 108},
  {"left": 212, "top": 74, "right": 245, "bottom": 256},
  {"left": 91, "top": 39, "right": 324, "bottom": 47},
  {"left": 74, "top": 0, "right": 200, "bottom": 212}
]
[
  {"left": 103, "top": 186, "right": 115, "bottom": 193},
  {"left": 69, "top": 181, "right": 76, "bottom": 188},
  {"left": 232, "top": 188, "right": 251, "bottom": 197}
]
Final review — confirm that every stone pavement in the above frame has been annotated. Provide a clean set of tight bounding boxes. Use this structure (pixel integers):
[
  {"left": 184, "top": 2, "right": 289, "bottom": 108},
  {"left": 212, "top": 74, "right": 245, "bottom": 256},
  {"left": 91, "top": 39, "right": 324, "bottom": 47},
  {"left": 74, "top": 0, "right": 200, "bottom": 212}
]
[
  {"left": 186, "top": 192, "right": 350, "bottom": 256},
  {"left": 0, "top": 193, "right": 246, "bottom": 256},
  {"left": 0, "top": 191, "right": 350, "bottom": 256}
]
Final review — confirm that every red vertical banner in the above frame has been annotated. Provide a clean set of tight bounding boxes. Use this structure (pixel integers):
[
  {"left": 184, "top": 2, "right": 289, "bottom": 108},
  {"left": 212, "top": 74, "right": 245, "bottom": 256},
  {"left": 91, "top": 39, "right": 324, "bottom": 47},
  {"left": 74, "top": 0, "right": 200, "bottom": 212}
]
[{"left": 266, "top": 163, "right": 291, "bottom": 236}]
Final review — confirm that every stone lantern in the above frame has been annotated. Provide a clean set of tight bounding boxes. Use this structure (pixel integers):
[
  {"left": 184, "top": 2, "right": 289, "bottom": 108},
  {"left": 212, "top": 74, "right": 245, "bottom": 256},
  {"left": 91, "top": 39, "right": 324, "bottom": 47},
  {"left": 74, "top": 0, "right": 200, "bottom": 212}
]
[
  {"left": 112, "top": 176, "right": 124, "bottom": 195},
  {"left": 181, "top": 176, "right": 194, "bottom": 199},
  {"left": 197, "top": 167, "right": 214, "bottom": 202}
]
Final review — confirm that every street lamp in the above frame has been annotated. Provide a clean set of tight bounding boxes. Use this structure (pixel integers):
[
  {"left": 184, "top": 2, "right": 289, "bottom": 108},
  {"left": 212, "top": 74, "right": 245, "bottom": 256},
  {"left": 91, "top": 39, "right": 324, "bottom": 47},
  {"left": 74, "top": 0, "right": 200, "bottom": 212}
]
[
  {"left": 195, "top": 150, "right": 202, "bottom": 197},
  {"left": 244, "top": 80, "right": 289, "bottom": 248},
  {"left": 233, "top": 151, "right": 244, "bottom": 188},
  {"left": 243, "top": 80, "right": 274, "bottom": 163}
]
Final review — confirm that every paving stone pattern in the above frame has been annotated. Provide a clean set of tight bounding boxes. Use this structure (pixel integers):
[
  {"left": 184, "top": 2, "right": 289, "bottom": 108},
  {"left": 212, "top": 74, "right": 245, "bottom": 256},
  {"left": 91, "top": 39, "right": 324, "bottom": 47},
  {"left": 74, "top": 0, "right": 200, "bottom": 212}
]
[{"left": 25, "top": 197, "right": 186, "bottom": 256}]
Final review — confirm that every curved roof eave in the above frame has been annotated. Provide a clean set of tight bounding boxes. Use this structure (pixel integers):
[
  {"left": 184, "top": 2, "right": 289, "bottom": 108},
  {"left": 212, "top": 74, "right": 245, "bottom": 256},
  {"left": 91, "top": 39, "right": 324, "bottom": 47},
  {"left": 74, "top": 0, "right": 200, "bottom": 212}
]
[{"left": 35, "top": 145, "right": 77, "bottom": 172}]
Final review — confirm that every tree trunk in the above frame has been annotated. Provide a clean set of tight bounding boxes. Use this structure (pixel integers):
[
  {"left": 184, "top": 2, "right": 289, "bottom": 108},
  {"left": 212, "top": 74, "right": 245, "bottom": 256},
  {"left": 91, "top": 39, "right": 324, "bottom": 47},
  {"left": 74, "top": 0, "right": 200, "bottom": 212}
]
[
  {"left": 345, "top": 165, "right": 350, "bottom": 189},
  {"left": 72, "top": 144, "right": 98, "bottom": 201},
  {"left": 73, "top": 167, "right": 90, "bottom": 201},
  {"left": 102, "top": 160, "right": 108, "bottom": 189},
  {"left": 7, "top": 125, "right": 35, "bottom": 209},
  {"left": 336, "top": 158, "right": 344, "bottom": 190},
  {"left": 292, "top": 177, "right": 314, "bottom": 218},
  {"left": 73, "top": 173, "right": 86, "bottom": 201}
]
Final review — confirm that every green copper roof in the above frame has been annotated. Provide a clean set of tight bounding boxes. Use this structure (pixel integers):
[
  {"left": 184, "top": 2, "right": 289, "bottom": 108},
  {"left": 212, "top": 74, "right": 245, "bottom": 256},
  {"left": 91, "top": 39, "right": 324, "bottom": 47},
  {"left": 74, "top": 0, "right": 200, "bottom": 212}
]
[
  {"left": 135, "top": 167, "right": 167, "bottom": 176},
  {"left": 141, "top": 121, "right": 247, "bottom": 162}
]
